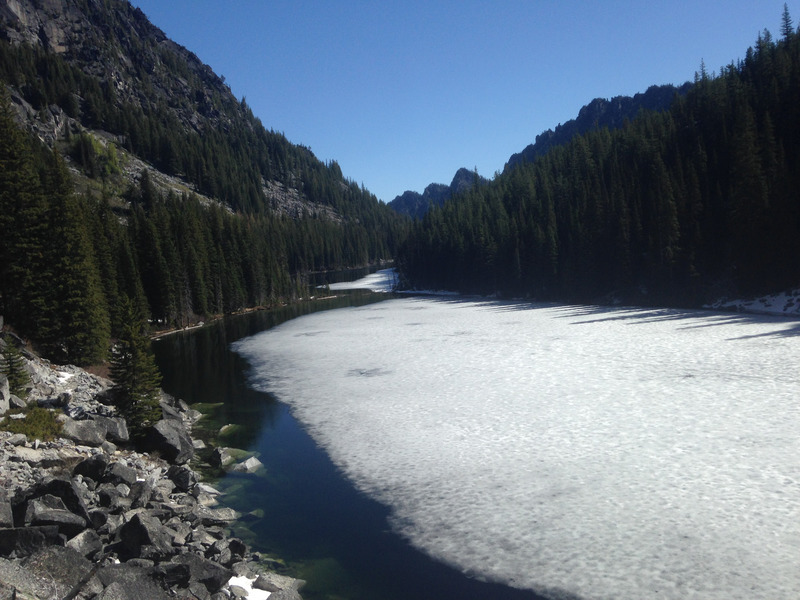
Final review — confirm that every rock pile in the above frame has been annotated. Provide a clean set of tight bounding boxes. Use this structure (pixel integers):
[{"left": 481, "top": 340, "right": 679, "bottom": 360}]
[{"left": 0, "top": 350, "right": 304, "bottom": 599}]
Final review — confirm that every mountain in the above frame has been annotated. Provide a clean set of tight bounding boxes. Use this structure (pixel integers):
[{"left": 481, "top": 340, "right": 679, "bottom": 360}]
[
  {"left": 388, "top": 84, "right": 690, "bottom": 219},
  {"left": 397, "top": 23, "right": 800, "bottom": 306},
  {"left": 0, "top": 0, "right": 407, "bottom": 223},
  {"left": 0, "top": 0, "right": 407, "bottom": 365},
  {"left": 504, "top": 83, "right": 693, "bottom": 171},
  {"left": 388, "top": 168, "right": 489, "bottom": 218}
]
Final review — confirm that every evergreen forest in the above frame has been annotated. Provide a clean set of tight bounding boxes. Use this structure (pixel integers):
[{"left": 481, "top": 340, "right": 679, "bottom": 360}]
[{"left": 397, "top": 20, "right": 800, "bottom": 305}]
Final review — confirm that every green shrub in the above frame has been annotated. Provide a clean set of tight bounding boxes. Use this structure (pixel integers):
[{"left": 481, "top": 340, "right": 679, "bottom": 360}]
[{"left": 0, "top": 407, "right": 63, "bottom": 441}]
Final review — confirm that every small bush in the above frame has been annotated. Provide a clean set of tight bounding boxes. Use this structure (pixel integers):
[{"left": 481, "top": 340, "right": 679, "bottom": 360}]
[{"left": 0, "top": 407, "right": 63, "bottom": 441}]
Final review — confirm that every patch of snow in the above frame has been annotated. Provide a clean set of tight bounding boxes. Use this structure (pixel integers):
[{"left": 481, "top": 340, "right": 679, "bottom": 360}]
[
  {"left": 227, "top": 575, "right": 270, "bottom": 599},
  {"left": 706, "top": 288, "right": 800, "bottom": 317},
  {"left": 327, "top": 268, "right": 398, "bottom": 292}
]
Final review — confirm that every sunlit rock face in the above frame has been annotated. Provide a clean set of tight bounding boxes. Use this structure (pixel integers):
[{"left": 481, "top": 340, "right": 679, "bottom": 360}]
[{"left": 235, "top": 297, "right": 800, "bottom": 600}]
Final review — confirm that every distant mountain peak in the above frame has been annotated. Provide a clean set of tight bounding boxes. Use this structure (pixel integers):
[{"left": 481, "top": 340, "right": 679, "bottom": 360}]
[{"left": 388, "top": 167, "right": 489, "bottom": 218}]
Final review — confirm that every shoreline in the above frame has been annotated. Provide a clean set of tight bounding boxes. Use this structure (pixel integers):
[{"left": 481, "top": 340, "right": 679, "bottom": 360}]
[{"left": 0, "top": 344, "right": 306, "bottom": 599}]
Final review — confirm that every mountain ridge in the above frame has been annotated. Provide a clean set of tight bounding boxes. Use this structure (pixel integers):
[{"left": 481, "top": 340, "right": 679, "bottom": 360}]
[{"left": 388, "top": 83, "right": 692, "bottom": 218}]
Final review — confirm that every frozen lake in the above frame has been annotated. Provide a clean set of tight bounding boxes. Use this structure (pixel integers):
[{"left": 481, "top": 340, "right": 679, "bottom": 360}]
[{"left": 234, "top": 297, "right": 800, "bottom": 600}]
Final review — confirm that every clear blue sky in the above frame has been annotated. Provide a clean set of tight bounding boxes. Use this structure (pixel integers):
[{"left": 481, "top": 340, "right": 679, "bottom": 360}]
[{"left": 130, "top": 1, "right": 795, "bottom": 202}]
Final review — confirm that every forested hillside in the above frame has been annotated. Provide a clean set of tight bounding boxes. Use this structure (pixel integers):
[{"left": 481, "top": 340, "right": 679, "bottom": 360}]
[
  {"left": 398, "top": 18, "right": 800, "bottom": 306},
  {"left": 0, "top": 0, "right": 406, "bottom": 366}
]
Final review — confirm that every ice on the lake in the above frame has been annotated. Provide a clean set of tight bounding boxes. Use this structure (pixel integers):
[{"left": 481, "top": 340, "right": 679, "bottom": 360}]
[
  {"left": 326, "top": 268, "right": 398, "bottom": 292},
  {"left": 233, "top": 298, "right": 800, "bottom": 600}
]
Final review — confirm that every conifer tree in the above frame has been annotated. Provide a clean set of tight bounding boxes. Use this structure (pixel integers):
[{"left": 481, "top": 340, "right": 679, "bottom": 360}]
[
  {"left": 0, "top": 89, "right": 45, "bottom": 329},
  {"left": 37, "top": 151, "right": 110, "bottom": 365},
  {"left": 110, "top": 296, "right": 162, "bottom": 440},
  {"left": 1, "top": 338, "right": 30, "bottom": 400}
]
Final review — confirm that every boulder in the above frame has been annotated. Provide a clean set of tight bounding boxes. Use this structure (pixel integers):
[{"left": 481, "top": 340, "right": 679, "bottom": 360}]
[
  {"left": 192, "top": 506, "right": 238, "bottom": 527},
  {"left": 23, "top": 495, "right": 87, "bottom": 537},
  {"left": 73, "top": 453, "right": 110, "bottom": 482},
  {"left": 147, "top": 419, "right": 194, "bottom": 465},
  {"left": 118, "top": 512, "right": 175, "bottom": 560},
  {"left": 103, "top": 461, "right": 138, "bottom": 486},
  {"left": 66, "top": 528, "right": 103, "bottom": 558},
  {"left": 17, "top": 476, "right": 92, "bottom": 523},
  {"left": 6, "top": 432, "right": 27, "bottom": 446},
  {"left": 61, "top": 416, "right": 107, "bottom": 446},
  {"left": 209, "top": 447, "right": 235, "bottom": 468},
  {"left": 96, "top": 564, "right": 172, "bottom": 600},
  {"left": 0, "top": 525, "right": 62, "bottom": 557},
  {"left": 91, "top": 415, "right": 130, "bottom": 443},
  {"left": 0, "top": 375, "right": 9, "bottom": 415},
  {"left": 8, "top": 394, "right": 25, "bottom": 409},
  {"left": 166, "top": 464, "right": 196, "bottom": 492},
  {"left": 231, "top": 456, "right": 263, "bottom": 473},
  {"left": 23, "top": 546, "right": 96, "bottom": 595},
  {"left": 0, "top": 490, "right": 13, "bottom": 528},
  {"left": 169, "top": 552, "right": 233, "bottom": 594}
]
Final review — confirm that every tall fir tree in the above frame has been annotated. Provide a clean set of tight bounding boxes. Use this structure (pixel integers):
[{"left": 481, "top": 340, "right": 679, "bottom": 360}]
[
  {"left": 110, "top": 296, "right": 162, "bottom": 440},
  {"left": 37, "top": 151, "right": 110, "bottom": 365},
  {"left": 0, "top": 88, "right": 46, "bottom": 330}
]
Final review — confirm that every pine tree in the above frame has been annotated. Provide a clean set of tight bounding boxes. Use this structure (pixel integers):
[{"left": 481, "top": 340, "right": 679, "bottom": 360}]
[
  {"left": 37, "top": 151, "right": 110, "bottom": 365},
  {"left": 110, "top": 296, "right": 162, "bottom": 440},
  {"left": 1, "top": 338, "right": 30, "bottom": 400},
  {"left": 781, "top": 3, "right": 794, "bottom": 40},
  {"left": 0, "top": 89, "right": 46, "bottom": 329}
]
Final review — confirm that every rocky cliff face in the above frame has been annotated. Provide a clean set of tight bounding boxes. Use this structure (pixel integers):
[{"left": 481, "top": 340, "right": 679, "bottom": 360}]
[{"left": 0, "top": 0, "right": 231, "bottom": 134}]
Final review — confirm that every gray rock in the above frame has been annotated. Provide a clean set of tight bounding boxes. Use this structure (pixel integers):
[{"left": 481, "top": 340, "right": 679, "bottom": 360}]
[
  {"left": 231, "top": 456, "right": 263, "bottom": 473},
  {"left": 166, "top": 464, "right": 196, "bottom": 492},
  {"left": 154, "top": 561, "right": 191, "bottom": 587},
  {"left": 229, "top": 584, "right": 248, "bottom": 598},
  {"left": 8, "top": 394, "right": 25, "bottom": 409},
  {"left": 269, "top": 590, "right": 305, "bottom": 600},
  {"left": 6, "top": 433, "right": 27, "bottom": 446},
  {"left": 169, "top": 552, "right": 233, "bottom": 594},
  {"left": 96, "top": 564, "right": 171, "bottom": 600},
  {"left": 0, "top": 489, "right": 12, "bottom": 529},
  {"left": 61, "top": 416, "right": 107, "bottom": 446},
  {"left": 23, "top": 496, "right": 87, "bottom": 537},
  {"left": 20, "top": 476, "right": 92, "bottom": 522},
  {"left": 147, "top": 419, "right": 194, "bottom": 465},
  {"left": 0, "top": 379, "right": 8, "bottom": 416},
  {"left": 73, "top": 453, "right": 110, "bottom": 482},
  {"left": 0, "top": 525, "right": 62, "bottom": 557},
  {"left": 253, "top": 572, "right": 307, "bottom": 592},
  {"left": 130, "top": 478, "right": 155, "bottom": 509},
  {"left": 209, "top": 447, "right": 235, "bottom": 468},
  {"left": 92, "top": 415, "right": 130, "bottom": 443},
  {"left": 103, "top": 461, "right": 138, "bottom": 486},
  {"left": 193, "top": 506, "right": 238, "bottom": 527},
  {"left": 66, "top": 528, "right": 103, "bottom": 558},
  {"left": 118, "top": 512, "right": 175, "bottom": 560},
  {"left": 23, "top": 546, "right": 94, "bottom": 596}
]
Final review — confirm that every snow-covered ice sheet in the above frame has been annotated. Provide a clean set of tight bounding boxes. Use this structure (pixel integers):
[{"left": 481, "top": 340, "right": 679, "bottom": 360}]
[
  {"left": 234, "top": 298, "right": 800, "bottom": 600},
  {"left": 326, "top": 268, "right": 397, "bottom": 292}
]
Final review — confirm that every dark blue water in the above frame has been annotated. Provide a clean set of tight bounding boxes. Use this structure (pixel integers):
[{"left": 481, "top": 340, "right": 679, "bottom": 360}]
[{"left": 152, "top": 293, "right": 549, "bottom": 600}]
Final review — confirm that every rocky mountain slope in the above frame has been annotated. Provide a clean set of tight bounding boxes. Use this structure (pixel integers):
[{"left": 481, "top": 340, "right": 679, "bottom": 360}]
[{"left": 0, "top": 0, "right": 400, "bottom": 225}]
